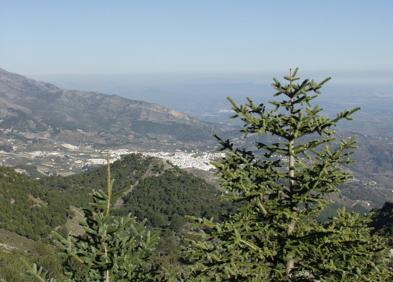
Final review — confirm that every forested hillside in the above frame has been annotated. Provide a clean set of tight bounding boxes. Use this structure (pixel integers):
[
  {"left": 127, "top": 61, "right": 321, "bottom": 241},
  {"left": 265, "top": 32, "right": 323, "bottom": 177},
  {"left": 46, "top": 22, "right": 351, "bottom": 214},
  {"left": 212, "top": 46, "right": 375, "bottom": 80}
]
[
  {"left": 40, "top": 154, "right": 227, "bottom": 229},
  {"left": 0, "top": 153, "right": 229, "bottom": 280},
  {"left": 119, "top": 168, "right": 231, "bottom": 230},
  {"left": 0, "top": 167, "right": 70, "bottom": 239},
  {"left": 40, "top": 154, "right": 157, "bottom": 207}
]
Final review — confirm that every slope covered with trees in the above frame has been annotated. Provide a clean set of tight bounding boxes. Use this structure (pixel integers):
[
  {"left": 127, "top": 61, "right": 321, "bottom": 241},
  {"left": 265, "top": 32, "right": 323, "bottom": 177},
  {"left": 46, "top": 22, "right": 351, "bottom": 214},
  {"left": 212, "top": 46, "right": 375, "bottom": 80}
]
[
  {"left": 0, "top": 154, "right": 229, "bottom": 281},
  {"left": 40, "top": 154, "right": 157, "bottom": 207},
  {"left": 0, "top": 166, "right": 70, "bottom": 239},
  {"left": 40, "top": 154, "right": 227, "bottom": 232},
  {"left": 119, "top": 168, "right": 231, "bottom": 230}
]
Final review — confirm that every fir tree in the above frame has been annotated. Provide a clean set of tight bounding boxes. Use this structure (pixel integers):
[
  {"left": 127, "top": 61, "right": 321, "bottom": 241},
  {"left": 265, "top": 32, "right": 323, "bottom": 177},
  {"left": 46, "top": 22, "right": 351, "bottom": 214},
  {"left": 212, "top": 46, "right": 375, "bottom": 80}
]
[
  {"left": 187, "top": 69, "right": 392, "bottom": 281},
  {"left": 26, "top": 263, "right": 57, "bottom": 282},
  {"left": 29, "top": 154, "right": 159, "bottom": 282}
]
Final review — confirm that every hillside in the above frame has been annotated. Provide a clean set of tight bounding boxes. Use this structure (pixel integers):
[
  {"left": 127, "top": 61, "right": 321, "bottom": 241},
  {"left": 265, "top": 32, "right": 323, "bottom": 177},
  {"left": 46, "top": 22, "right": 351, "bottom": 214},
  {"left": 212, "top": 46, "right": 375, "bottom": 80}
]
[
  {"left": 0, "top": 166, "right": 70, "bottom": 240},
  {"left": 0, "top": 67, "right": 217, "bottom": 149},
  {"left": 0, "top": 153, "right": 229, "bottom": 280},
  {"left": 0, "top": 153, "right": 226, "bottom": 239},
  {"left": 41, "top": 154, "right": 228, "bottom": 231}
]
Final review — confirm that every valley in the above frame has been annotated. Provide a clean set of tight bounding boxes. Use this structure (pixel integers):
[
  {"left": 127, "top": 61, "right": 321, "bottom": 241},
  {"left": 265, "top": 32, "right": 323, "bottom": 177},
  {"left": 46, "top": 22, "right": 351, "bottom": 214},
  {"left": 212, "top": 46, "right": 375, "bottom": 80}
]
[{"left": 0, "top": 138, "right": 224, "bottom": 176}]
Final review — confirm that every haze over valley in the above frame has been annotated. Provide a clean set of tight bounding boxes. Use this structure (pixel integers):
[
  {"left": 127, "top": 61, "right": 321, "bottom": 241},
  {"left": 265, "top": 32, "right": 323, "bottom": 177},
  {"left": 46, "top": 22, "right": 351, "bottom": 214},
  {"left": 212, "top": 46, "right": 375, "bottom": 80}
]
[{"left": 36, "top": 71, "right": 393, "bottom": 135}]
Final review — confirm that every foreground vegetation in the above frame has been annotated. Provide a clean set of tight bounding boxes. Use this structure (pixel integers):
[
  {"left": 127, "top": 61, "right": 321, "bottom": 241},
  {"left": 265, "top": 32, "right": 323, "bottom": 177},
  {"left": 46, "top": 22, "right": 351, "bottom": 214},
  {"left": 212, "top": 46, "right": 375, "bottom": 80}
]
[{"left": 186, "top": 69, "right": 392, "bottom": 281}]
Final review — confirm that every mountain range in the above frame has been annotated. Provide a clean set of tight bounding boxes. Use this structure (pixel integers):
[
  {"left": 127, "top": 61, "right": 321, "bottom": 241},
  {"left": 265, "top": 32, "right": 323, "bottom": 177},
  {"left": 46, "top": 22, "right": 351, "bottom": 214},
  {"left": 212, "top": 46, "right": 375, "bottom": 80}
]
[{"left": 0, "top": 67, "right": 218, "bottom": 149}]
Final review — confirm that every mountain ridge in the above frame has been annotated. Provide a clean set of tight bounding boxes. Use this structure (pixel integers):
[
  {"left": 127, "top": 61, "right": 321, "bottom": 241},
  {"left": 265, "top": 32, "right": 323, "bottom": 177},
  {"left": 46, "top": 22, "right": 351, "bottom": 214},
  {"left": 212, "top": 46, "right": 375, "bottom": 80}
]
[{"left": 0, "top": 67, "right": 217, "bottom": 149}]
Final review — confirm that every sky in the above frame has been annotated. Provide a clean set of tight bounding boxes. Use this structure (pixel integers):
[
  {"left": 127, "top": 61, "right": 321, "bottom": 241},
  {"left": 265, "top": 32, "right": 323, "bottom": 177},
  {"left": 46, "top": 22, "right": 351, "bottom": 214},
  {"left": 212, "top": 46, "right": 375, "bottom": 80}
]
[{"left": 1, "top": 0, "right": 393, "bottom": 75}]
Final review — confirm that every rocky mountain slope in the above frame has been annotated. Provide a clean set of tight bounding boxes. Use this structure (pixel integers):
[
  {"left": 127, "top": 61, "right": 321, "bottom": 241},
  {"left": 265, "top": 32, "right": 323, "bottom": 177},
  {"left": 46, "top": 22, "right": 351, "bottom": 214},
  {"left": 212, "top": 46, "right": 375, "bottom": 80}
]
[{"left": 0, "top": 67, "right": 217, "bottom": 149}]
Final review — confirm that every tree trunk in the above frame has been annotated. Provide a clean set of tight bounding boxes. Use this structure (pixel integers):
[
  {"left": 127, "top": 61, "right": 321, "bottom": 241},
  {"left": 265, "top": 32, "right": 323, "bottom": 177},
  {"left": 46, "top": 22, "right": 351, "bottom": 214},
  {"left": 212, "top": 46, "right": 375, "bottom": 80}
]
[
  {"left": 286, "top": 138, "right": 296, "bottom": 280},
  {"left": 287, "top": 91, "right": 296, "bottom": 280}
]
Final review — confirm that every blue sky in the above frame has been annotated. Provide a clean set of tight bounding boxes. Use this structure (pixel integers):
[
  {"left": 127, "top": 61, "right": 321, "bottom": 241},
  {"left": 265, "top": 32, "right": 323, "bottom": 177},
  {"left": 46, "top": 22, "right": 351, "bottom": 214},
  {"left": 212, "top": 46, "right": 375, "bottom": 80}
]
[{"left": 1, "top": 0, "right": 392, "bottom": 75}]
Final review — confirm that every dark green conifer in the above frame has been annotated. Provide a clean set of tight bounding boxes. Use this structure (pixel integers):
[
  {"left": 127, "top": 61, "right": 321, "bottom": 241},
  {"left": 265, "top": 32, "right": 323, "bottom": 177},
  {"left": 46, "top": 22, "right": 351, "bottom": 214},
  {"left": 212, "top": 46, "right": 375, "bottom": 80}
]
[{"left": 187, "top": 69, "right": 392, "bottom": 281}]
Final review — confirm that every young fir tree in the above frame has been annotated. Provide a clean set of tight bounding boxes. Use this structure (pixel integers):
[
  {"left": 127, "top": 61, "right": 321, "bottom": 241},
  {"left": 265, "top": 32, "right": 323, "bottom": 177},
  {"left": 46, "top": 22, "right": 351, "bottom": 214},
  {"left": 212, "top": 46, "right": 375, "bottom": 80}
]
[
  {"left": 29, "top": 155, "right": 159, "bottom": 282},
  {"left": 187, "top": 69, "right": 392, "bottom": 281}
]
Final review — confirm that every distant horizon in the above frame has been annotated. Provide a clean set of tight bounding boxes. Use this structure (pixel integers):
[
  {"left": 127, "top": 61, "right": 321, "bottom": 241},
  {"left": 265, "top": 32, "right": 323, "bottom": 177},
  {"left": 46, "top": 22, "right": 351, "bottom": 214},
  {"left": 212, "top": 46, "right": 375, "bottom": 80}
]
[
  {"left": 2, "top": 64, "right": 393, "bottom": 84},
  {"left": 30, "top": 69, "right": 393, "bottom": 88},
  {"left": 2, "top": 65, "right": 392, "bottom": 99},
  {"left": 18, "top": 68, "right": 393, "bottom": 77}
]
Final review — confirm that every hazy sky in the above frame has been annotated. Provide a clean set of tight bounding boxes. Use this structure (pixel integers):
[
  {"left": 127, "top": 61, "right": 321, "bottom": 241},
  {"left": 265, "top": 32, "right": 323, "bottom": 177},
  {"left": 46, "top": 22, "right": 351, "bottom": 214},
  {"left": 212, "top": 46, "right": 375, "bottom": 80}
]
[{"left": 1, "top": 1, "right": 392, "bottom": 75}]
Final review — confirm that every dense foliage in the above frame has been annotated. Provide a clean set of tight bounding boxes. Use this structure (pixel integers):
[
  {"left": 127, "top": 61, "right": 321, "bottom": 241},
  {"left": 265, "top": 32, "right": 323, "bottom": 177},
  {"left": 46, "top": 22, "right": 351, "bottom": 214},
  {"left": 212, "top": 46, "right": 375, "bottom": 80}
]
[
  {"left": 119, "top": 168, "right": 231, "bottom": 230},
  {"left": 0, "top": 166, "right": 70, "bottom": 240},
  {"left": 187, "top": 69, "right": 392, "bottom": 281},
  {"left": 372, "top": 202, "right": 393, "bottom": 244}
]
